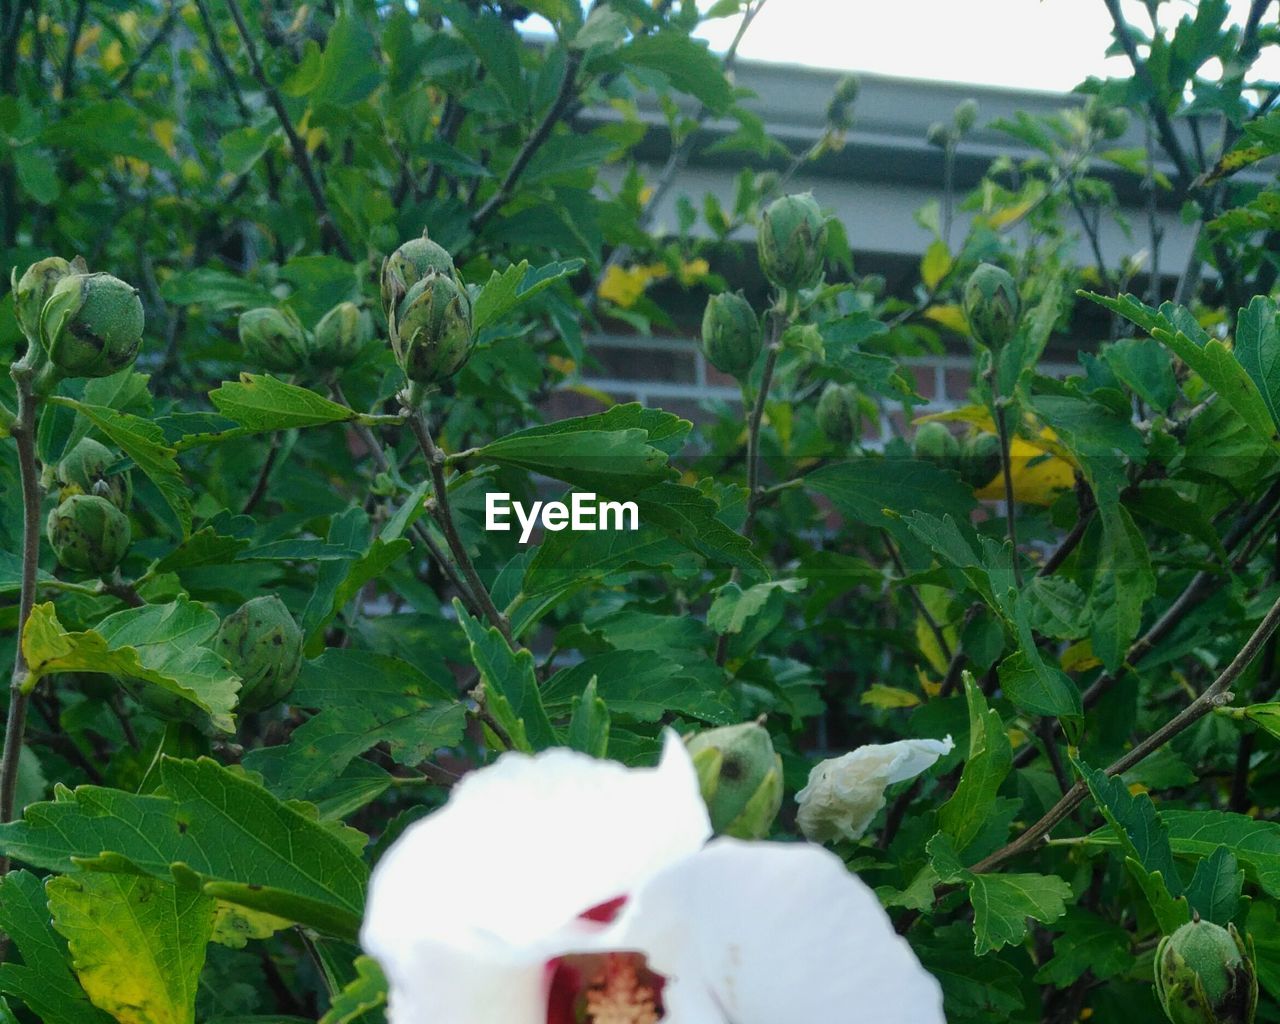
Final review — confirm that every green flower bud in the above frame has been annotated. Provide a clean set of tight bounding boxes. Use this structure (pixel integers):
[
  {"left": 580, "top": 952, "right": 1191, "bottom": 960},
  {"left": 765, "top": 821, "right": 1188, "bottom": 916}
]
[
  {"left": 816, "top": 382, "right": 860, "bottom": 447},
  {"left": 1155, "top": 919, "right": 1257, "bottom": 1024},
  {"left": 833, "top": 75, "right": 860, "bottom": 105},
  {"left": 46, "top": 494, "right": 131, "bottom": 575},
  {"left": 238, "top": 307, "right": 308, "bottom": 373},
  {"left": 926, "top": 121, "right": 953, "bottom": 148},
  {"left": 55, "top": 438, "right": 132, "bottom": 511},
  {"left": 954, "top": 98, "right": 979, "bottom": 133},
  {"left": 311, "top": 301, "right": 364, "bottom": 369},
  {"left": 700, "top": 292, "right": 762, "bottom": 378},
  {"left": 39, "top": 272, "right": 144, "bottom": 378},
  {"left": 959, "top": 431, "right": 1002, "bottom": 488},
  {"left": 757, "top": 193, "right": 828, "bottom": 293},
  {"left": 913, "top": 421, "right": 961, "bottom": 472},
  {"left": 962, "top": 263, "right": 1020, "bottom": 350},
  {"left": 391, "top": 271, "right": 474, "bottom": 385},
  {"left": 380, "top": 231, "right": 456, "bottom": 321},
  {"left": 12, "top": 256, "right": 82, "bottom": 343},
  {"left": 212, "top": 595, "right": 304, "bottom": 713},
  {"left": 686, "top": 721, "right": 783, "bottom": 840},
  {"left": 1100, "top": 108, "right": 1130, "bottom": 140}
]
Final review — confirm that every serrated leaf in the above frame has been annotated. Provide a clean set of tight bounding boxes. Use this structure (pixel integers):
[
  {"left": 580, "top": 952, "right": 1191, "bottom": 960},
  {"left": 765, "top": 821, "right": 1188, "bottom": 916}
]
[
  {"left": 318, "top": 956, "right": 386, "bottom": 1024},
  {"left": 1184, "top": 846, "right": 1243, "bottom": 925},
  {"left": 456, "top": 603, "right": 555, "bottom": 751},
  {"left": 567, "top": 676, "right": 610, "bottom": 758},
  {"left": 1033, "top": 908, "right": 1132, "bottom": 986},
  {"left": 472, "top": 258, "right": 585, "bottom": 332},
  {"left": 809, "top": 459, "right": 977, "bottom": 533},
  {"left": 209, "top": 374, "right": 361, "bottom": 431},
  {"left": 706, "top": 578, "right": 806, "bottom": 635},
  {"left": 48, "top": 872, "right": 215, "bottom": 1024},
  {"left": 23, "top": 602, "right": 240, "bottom": 733},
  {"left": 242, "top": 650, "right": 465, "bottom": 800},
  {"left": 542, "top": 651, "right": 734, "bottom": 725},
  {"left": 938, "top": 673, "right": 1012, "bottom": 851},
  {"left": 0, "top": 871, "right": 111, "bottom": 1024},
  {"left": 50, "top": 398, "right": 191, "bottom": 536},
  {"left": 0, "top": 758, "right": 368, "bottom": 940}
]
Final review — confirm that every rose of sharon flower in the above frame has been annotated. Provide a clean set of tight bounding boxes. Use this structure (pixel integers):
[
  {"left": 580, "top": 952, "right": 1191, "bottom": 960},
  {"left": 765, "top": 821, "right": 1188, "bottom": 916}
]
[
  {"left": 362, "top": 732, "right": 945, "bottom": 1024},
  {"left": 796, "top": 737, "right": 955, "bottom": 844}
]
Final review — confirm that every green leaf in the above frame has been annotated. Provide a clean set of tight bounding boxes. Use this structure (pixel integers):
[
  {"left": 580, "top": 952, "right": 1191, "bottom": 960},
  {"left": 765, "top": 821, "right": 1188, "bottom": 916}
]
[
  {"left": 631, "top": 481, "right": 765, "bottom": 578},
  {"left": 937, "top": 673, "right": 1012, "bottom": 852},
  {"left": 567, "top": 676, "right": 610, "bottom": 758},
  {"left": 318, "top": 957, "right": 386, "bottom": 1024},
  {"left": 1183, "top": 846, "right": 1243, "bottom": 925},
  {"left": 1081, "top": 291, "right": 1280, "bottom": 449},
  {"left": 242, "top": 650, "right": 465, "bottom": 800},
  {"left": 23, "top": 602, "right": 240, "bottom": 733},
  {"left": 618, "top": 32, "right": 733, "bottom": 113},
  {"left": 209, "top": 375, "right": 361, "bottom": 431},
  {"left": 159, "top": 268, "right": 276, "bottom": 310},
  {"left": 471, "top": 259, "right": 585, "bottom": 333},
  {"left": 523, "top": 523, "right": 696, "bottom": 600},
  {"left": 50, "top": 398, "right": 192, "bottom": 536},
  {"left": 0, "top": 871, "right": 111, "bottom": 1024},
  {"left": 1234, "top": 295, "right": 1280, "bottom": 433},
  {"left": 1088, "top": 505, "right": 1155, "bottom": 672},
  {"left": 1023, "top": 576, "right": 1089, "bottom": 640},
  {"left": 456, "top": 603, "right": 556, "bottom": 751},
  {"left": 809, "top": 459, "right": 977, "bottom": 533},
  {"left": 706, "top": 578, "right": 806, "bottom": 635},
  {"left": 1161, "top": 810, "right": 1280, "bottom": 901},
  {"left": 542, "top": 651, "right": 734, "bottom": 725},
  {"left": 1032, "top": 908, "right": 1132, "bottom": 986},
  {"left": 929, "top": 834, "right": 1071, "bottom": 955},
  {"left": 48, "top": 873, "right": 215, "bottom": 1024},
  {"left": 0, "top": 758, "right": 369, "bottom": 940},
  {"left": 1103, "top": 336, "right": 1179, "bottom": 412}
]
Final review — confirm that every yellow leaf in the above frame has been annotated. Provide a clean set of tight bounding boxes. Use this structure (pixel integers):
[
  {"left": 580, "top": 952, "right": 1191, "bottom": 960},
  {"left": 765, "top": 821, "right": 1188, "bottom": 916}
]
[
  {"left": 923, "top": 304, "right": 968, "bottom": 335},
  {"left": 211, "top": 901, "right": 291, "bottom": 950},
  {"left": 975, "top": 437, "right": 1075, "bottom": 506},
  {"left": 75, "top": 24, "right": 101, "bottom": 55},
  {"left": 861, "top": 684, "right": 921, "bottom": 709},
  {"left": 915, "top": 404, "right": 994, "bottom": 430},
  {"left": 597, "top": 264, "right": 651, "bottom": 308},
  {"left": 988, "top": 198, "right": 1036, "bottom": 229},
  {"left": 678, "top": 257, "right": 710, "bottom": 285},
  {"left": 152, "top": 119, "right": 178, "bottom": 158},
  {"left": 1128, "top": 782, "right": 1149, "bottom": 796},
  {"left": 921, "top": 238, "right": 952, "bottom": 290},
  {"left": 101, "top": 39, "right": 123, "bottom": 72},
  {"left": 1060, "top": 640, "right": 1101, "bottom": 674},
  {"left": 547, "top": 354, "right": 576, "bottom": 375}
]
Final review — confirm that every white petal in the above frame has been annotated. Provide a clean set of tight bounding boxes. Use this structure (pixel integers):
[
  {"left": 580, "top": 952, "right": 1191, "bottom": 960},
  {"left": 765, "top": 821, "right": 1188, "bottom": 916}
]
[
  {"left": 795, "top": 736, "right": 953, "bottom": 843},
  {"left": 611, "top": 839, "right": 946, "bottom": 1024},
  {"left": 362, "top": 732, "right": 710, "bottom": 1014},
  {"left": 379, "top": 941, "right": 546, "bottom": 1024}
]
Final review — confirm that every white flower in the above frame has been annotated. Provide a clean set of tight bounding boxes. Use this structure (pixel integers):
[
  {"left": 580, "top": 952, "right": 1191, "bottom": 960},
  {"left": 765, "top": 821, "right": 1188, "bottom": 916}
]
[
  {"left": 362, "top": 732, "right": 945, "bottom": 1024},
  {"left": 795, "top": 737, "right": 955, "bottom": 844}
]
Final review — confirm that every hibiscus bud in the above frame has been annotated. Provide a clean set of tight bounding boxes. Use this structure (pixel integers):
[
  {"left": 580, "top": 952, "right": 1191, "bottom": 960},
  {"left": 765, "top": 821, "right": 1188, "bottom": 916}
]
[
  {"left": 1155, "top": 918, "right": 1257, "bottom": 1024},
  {"left": 212, "top": 595, "right": 304, "bottom": 713},
  {"left": 391, "top": 271, "right": 475, "bottom": 385},
  {"left": 834, "top": 75, "right": 860, "bottom": 105},
  {"left": 926, "top": 121, "right": 953, "bottom": 148},
  {"left": 954, "top": 99, "right": 979, "bottom": 133},
  {"left": 1100, "top": 109, "right": 1130, "bottom": 140},
  {"left": 311, "top": 301, "right": 364, "bottom": 369},
  {"left": 913, "top": 422, "right": 961, "bottom": 472},
  {"left": 962, "top": 263, "right": 1020, "bottom": 350},
  {"left": 757, "top": 193, "right": 828, "bottom": 293},
  {"left": 46, "top": 494, "right": 131, "bottom": 575},
  {"left": 39, "top": 272, "right": 144, "bottom": 379},
  {"left": 816, "top": 383, "right": 860, "bottom": 447},
  {"left": 238, "top": 307, "right": 308, "bottom": 374},
  {"left": 12, "top": 256, "right": 81, "bottom": 343},
  {"left": 380, "top": 231, "right": 456, "bottom": 321},
  {"left": 56, "top": 438, "right": 132, "bottom": 511},
  {"left": 700, "top": 292, "right": 762, "bottom": 378},
  {"left": 959, "top": 432, "right": 1002, "bottom": 488},
  {"left": 686, "top": 721, "right": 783, "bottom": 840}
]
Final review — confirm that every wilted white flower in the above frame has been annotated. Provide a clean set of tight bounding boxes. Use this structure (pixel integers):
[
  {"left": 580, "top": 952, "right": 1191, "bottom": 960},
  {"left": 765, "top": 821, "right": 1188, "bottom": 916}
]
[
  {"left": 362, "top": 732, "right": 945, "bottom": 1024},
  {"left": 796, "top": 737, "right": 955, "bottom": 844}
]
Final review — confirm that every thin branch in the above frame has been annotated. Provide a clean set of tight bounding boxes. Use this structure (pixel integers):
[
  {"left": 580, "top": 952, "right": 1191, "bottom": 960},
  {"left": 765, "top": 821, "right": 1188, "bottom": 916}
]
[
  {"left": 193, "top": 0, "right": 250, "bottom": 120},
  {"left": 885, "top": 532, "right": 953, "bottom": 665},
  {"left": 59, "top": 0, "right": 88, "bottom": 100},
  {"left": 971, "top": 589, "right": 1280, "bottom": 876},
  {"left": 224, "top": 0, "right": 354, "bottom": 260},
  {"left": 241, "top": 433, "right": 283, "bottom": 514},
  {"left": 470, "top": 50, "right": 583, "bottom": 233},
  {"left": 111, "top": 1, "right": 179, "bottom": 94}
]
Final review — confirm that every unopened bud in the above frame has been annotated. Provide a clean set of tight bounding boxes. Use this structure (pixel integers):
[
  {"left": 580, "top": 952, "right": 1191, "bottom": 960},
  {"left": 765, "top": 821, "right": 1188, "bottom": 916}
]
[
  {"left": 954, "top": 99, "right": 979, "bottom": 133},
  {"left": 959, "top": 431, "right": 1002, "bottom": 489},
  {"left": 311, "top": 301, "right": 364, "bottom": 369},
  {"left": 380, "top": 231, "right": 456, "bottom": 322},
  {"left": 700, "top": 292, "right": 762, "bottom": 378},
  {"left": 912, "top": 422, "right": 961, "bottom": 473},
  {"left": 686, "top": 721, "right": 783, "bottom": 840},
  {"left": 40, "top": 272, "right": 144, "bottom": 379},
  {"left": 391, "top": 271, "right": 475, "bottom": 385},
  {"left": 238, "top": 308, "right": 308, "bottom": 374},
  {"left": 12, "top": 256, "right": 82, "bottom": 343},
  {"left": 212, "top": 595, "right": 304, "bottom": 713},
  {"left": 816, "top": 383, "right": 860, "bottom": 447},
  {"left": 56, "top": 438, "right": 131, "bottom": 511},
  {"left": 1155, "top": 918, "right": 1257, "bottom": 1024},
  {"left": 962, "top": 263, "right": 1020, "bottom": 349},
  {"left": 46, "top": 494, "right": 130, "bottom": 575},
  {"left": 757, "top": 193, "right": 828, "bottom": 293}
]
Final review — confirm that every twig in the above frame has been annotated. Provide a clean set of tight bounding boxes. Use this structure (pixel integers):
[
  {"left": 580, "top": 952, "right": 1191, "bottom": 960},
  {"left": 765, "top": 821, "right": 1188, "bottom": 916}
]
[
  {"left": 1, "top": 360, "right": 43, "bottom": 864},
  {"left": 971, "top": 591, "right": 1280, "bottom": 876},
  {"left": 470, "top": 50, "right": 583, "bottom": 233},
  {"left": 405, "top": 404, "right": 514, "bottom": 646},
  {"left": 224, "top": 0, "right": 354, "bottom": 260},
  {"left": 111, "top": 1, "right": 179, "bottom": 94},
  {"left": 59, "top": 0, "right": 88, "bottom": 100},
  {"left": 241, "top": 433, "right": 283, "bottom": 514},
  {"left": 193, "top": 0, "right": 250, "bottom": 120},
  {"left": 885, "top": 532, "right": 953, "bottom": 665}
]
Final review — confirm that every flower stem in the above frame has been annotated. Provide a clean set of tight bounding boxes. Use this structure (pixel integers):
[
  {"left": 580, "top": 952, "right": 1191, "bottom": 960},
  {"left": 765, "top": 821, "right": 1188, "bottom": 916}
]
[{"left": 1, "top": 364, "right": 43, "bottom": 866}]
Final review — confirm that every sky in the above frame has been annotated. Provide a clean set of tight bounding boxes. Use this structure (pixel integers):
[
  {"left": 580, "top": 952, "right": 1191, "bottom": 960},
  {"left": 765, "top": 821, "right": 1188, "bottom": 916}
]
[{"left": 692, "top": 0, "right": 1280, "bottom": 93}]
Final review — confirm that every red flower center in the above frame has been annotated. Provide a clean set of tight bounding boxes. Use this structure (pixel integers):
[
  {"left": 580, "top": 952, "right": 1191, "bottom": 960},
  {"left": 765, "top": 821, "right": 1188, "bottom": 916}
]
[{"left": 544, "top": 897, "right": 666, "bottom": 1024}]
